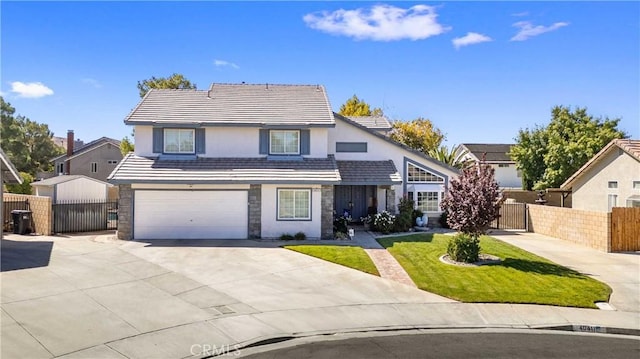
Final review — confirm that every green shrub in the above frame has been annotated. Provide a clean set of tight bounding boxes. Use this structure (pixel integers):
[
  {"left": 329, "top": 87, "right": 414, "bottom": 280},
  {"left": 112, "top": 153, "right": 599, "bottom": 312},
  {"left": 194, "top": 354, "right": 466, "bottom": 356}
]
[
  {"left": 439, "top": 212, "right": 450, "bottom": 229},
  {"left": 280, "top": 233, "right": 294, "bottom": 241},
  {"left": 394, "top": 197, "right": 414, "bottom": 232},
  {"left": 447, "top": 233, "right": 480, "bottom": 263},
  {"left": 294, "top": 232, "right": 306, "bottom": 241},
  {"left": 333, "top": 216, "right": 349, "bottom": 235}
]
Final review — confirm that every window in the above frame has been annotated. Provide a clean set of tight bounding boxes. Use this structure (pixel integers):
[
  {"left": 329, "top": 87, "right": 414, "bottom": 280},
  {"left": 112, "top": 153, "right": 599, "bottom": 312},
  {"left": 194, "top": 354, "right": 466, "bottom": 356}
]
[
  {"left": 498, "top": 164, "right": 510, "bottom": 168},
  {"left": 417, "top": 191, "right": 440, "bottom": 212},
  {"left": 608, "top": 194, "right": 618, "bottom": 212},
  {"left": 270, "top": 130, "right": 299, "bottom": 155},
  {"left": 633, "top": 181, "right": 640, "bottom": 190},
  {"left": 608, "top": 181, "right": 618, "bottom": 189},
  {"left": 164, "top": 129, "right": 195, "bottom": 154},
  {"left": 407, "top": 163, "right": 444, "bottom": 183},
  {"left": 107, "top": 160, "right": 118, "bottom": 165},
  {"left": 278, "top": 189, "right": 311, "bottom": 220},
  {"left": 90, "top": 162, "right": 97, "bottom": 173},
  {"left": 336, "top": 142, "right": 367, "bottom": 153},
  {"left": 57, "top": 163, "right": 64, "bottom": 174}
]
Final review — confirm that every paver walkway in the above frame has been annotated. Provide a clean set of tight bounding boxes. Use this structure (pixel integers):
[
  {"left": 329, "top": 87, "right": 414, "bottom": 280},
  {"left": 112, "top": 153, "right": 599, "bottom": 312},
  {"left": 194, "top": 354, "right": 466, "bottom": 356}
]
[{"left": 352, "top": 230, "right": 417, "bottom": 287}]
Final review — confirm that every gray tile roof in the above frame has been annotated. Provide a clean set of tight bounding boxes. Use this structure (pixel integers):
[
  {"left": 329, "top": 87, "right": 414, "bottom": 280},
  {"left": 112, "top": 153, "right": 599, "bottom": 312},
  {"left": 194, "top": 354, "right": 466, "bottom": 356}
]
[
  {"left": 346, "top": 116, "right": 392, "bottom": 130},
  {"left": 1, "top": 147, "right": 21, "bottom": 184},
  {"left": 108, "top": 154, "right": 342, "bottom": 184},
  {"left": 337, "top": 161, "right": 402, "bottom": 185},
  {"left": 125, "top": 83, "right": 335, "bottom": 127},
  {"left": 460, "top": 143, "right": 514, "bottom": 162},
  {"left": 51, "top": 137, "right": 121, "bottom": 162}
]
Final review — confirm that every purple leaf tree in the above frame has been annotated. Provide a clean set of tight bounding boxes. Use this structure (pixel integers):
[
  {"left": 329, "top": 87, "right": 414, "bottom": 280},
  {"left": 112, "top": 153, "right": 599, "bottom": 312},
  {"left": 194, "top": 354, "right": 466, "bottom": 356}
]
[{"left": 441, "top": 162, "right": 502, "bottom": 240}]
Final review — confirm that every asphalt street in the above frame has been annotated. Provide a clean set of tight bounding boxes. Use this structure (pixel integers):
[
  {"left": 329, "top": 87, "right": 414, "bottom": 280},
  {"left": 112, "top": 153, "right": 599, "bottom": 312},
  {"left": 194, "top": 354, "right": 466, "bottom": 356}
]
[{"left": 240, "top": 331, "right": 640, "bottom": 359}]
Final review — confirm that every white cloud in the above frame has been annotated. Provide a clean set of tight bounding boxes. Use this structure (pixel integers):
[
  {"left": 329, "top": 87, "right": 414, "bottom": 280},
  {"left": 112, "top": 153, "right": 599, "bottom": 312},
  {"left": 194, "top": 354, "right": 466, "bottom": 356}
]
[
  {"left": 81, "top": 78, "right": 102, "bottom": 88},
  {"left": 452, "top": 32, "right": 493, "bottom": 49},
  {"left": 303, "top": 4, "right": 450, "bottom": 41},
  {"left": 214, "top": 59, "right": 239, "bottom": 69},
  {"left": 10, "top": 81, "right": 54, "bottom": 98},
  {"left": 510, "top": 21, "right": 569, "bottom": 41},
  {"left": 511, "top": 11, "right": 529, "bottom": 17}
]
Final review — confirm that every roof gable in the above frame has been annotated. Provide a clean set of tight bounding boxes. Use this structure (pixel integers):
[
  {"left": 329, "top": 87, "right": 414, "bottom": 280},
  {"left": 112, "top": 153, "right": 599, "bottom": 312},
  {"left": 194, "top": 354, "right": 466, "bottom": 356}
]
[
  {"left": 125, "top": 83, "right": 335, "bottom": 127},
  {"left": 52, "top": 137, "right": 121, "bottom": 162},
  {"left": 31, "top": 174, "right": 111, "bottom": 187},
  {"left": 1, "top": 147, "right": 22, "bottom": 184},
  {"left": 561, "top": 139, "right": 639, "bottom": 189},
  {"left": 459, "top": 143, "right": 514, "bottom": 162},
  {"left": 334, "top": 113, "right": 460, "bottom": 177}
]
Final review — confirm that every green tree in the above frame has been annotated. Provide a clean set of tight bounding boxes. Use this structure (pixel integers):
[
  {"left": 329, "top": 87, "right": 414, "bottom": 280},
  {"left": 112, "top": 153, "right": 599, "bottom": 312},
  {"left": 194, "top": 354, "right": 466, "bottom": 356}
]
[
  {"left": 338, "top": 95, "right": 383, "bottom": 116},
  {"left": 137, "top": 73, "right": 196, "bottom": 98},
  {"left": 1, "top": 97, "right": 63, "bottom": 176},
  {"left": 5, "top": 172, "right": 33, "bottom": 195},
  {"left": 390, "top": 118, "right": 445, "bottom": 155},
  {"left": 120, "top": 136, "right": 134, "bottom": 156},
  {"left": 510, "top": 106, "right": 626, "bottom": 190},
  {"left": 428, "top": 145, "right": 472, "bottom": 169}
]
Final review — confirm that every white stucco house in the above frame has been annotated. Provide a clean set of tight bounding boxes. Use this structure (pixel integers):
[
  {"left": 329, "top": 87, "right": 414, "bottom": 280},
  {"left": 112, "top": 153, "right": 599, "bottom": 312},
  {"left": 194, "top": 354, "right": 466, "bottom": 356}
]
[
  {"left": 31, "top": 175, "right": 112, "bottom": 203},
  {"left": 108, "top": 83, "right": 458, "bottom": 240},
  {"left": 458, "top": 143, "right": 520, "bottom": 189},
  {"left": 561, "top": 139, "right": 640, "bottom": 212}
]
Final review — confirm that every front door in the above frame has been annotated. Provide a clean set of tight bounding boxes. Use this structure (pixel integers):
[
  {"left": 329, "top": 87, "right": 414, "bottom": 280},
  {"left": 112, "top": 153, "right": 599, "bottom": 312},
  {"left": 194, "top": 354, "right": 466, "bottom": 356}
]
[{"left": 334, "top": 185, "right": 375, "bottom": 221}]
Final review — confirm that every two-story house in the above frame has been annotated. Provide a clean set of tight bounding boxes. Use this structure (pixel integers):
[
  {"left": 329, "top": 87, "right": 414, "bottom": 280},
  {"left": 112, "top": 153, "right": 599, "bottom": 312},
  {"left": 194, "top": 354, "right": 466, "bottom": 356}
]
[
  {"left": 52, "top": 131, "right": 122, "bottom": 182},
  {"left": 458, "top": 143, "right": 521, "bottom": 189},
  {"left": 108, "top": 83, "right": 458, "bottom": 240}
]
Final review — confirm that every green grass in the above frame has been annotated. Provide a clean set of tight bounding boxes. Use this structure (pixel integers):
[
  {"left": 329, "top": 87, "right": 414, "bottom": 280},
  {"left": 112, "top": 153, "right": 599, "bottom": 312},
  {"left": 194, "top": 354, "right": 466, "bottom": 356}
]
[
  {"left": 285, "top": 245, "right": 380, "bottom": 276},
  {"left": 377, "top": 234, "right": 611, "bottom": 308}
]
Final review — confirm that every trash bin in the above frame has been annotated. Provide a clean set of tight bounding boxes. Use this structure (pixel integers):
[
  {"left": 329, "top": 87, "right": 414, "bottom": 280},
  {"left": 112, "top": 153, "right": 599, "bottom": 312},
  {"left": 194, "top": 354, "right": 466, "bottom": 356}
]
[{"left": 11, "top": 210, "right": 33, "bottom": 235}]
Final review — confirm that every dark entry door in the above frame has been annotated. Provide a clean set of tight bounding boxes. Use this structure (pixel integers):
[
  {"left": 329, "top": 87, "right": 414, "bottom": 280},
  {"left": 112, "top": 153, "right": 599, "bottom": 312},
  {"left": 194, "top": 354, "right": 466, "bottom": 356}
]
[{"left": 334, "top": 186, "right": 369, "bottom": 220}]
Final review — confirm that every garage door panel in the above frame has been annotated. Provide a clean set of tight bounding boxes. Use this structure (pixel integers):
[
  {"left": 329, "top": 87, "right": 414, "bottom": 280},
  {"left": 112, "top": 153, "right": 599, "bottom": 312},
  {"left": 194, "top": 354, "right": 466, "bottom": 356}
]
[{"left": 134, "top": 190, "right": 248, "bottom": 239}]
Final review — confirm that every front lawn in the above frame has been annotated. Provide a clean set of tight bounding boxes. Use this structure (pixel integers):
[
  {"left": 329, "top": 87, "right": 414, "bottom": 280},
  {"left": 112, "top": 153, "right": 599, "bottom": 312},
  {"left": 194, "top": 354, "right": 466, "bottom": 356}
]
[
  {"left": 285, "top": 245, "right": 380, "bottom": 276},
  {"left": 377, "top": 234, "right": 611, "bottom": 308}
]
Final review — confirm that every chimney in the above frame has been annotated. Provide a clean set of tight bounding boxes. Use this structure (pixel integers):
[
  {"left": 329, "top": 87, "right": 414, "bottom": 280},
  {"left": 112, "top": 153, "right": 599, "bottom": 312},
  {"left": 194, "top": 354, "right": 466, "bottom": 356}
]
[{"left": 65, "top": 130, "right": 74, "bottom": 175}]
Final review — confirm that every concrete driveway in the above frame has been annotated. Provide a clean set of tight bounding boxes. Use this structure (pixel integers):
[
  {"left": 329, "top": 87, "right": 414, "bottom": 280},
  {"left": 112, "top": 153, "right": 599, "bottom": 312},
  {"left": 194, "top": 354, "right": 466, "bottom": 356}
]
[
  {"left": 2, "top": 232, "right": 638, "bottom": 359},
  {"left": 1, "top": 233, "right": 450, "bottom": 358}
]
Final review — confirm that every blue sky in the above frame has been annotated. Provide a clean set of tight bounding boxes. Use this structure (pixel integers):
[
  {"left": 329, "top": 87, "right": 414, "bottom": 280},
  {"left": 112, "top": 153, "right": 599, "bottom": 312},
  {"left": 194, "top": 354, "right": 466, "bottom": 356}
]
[{"left": 2, "top": 1, "right": 638, "bottom": 147}]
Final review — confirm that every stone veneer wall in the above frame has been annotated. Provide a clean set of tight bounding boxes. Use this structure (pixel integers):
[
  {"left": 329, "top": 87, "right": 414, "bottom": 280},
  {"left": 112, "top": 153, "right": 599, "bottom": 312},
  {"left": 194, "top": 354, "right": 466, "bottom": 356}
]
[
  {"left": 117, "top": 184, "right": 133, "bottom": 240},
  {"left": 527, "top": 204, "right": 610, "bottom": 252},
  {"left": 248, "top": 184, "right": 261, "bottom": 238},
  {"left": 385, "top": 188, "right": 396, "bottom": 214},
  {"left": 321, "top": 185, "right": 334, "bottom": 239},
  {"left": 3, "top": 193, "right": 52, "bottom": 235}
]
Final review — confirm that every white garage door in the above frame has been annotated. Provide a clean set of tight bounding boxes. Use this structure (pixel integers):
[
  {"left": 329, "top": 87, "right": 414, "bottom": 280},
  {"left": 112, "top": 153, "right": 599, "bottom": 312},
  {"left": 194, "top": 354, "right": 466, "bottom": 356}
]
[{"left": 134, "top": 190, "right": 248, "bottom": 240}]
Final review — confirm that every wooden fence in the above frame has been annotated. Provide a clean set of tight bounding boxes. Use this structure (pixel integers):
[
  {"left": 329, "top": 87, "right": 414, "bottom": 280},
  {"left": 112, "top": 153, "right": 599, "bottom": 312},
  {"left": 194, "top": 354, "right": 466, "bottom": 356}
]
[{"left": 610, "top": 207, "right": 640, "bottom": 252}]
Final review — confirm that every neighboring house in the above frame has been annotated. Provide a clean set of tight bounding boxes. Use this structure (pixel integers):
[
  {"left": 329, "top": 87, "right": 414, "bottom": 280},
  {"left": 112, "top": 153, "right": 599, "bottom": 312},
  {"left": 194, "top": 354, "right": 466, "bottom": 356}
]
[
  {"left": 51, "top": 131, "right": 122, "bottom": 182},
  {"left": 346, "top": 116, "right": 392, "bottom": 135},
  {"left": 561, "top": 139, "right": 640, "bottom": 212},
  {"left": 31, "top": 175, "right": 111, "bottom": 203},
  {"left": 458, "top": 143, "right": 521, "bottom": 188},
  {"left": 108, "top": 83, "right": 458, "bottom": 240}
]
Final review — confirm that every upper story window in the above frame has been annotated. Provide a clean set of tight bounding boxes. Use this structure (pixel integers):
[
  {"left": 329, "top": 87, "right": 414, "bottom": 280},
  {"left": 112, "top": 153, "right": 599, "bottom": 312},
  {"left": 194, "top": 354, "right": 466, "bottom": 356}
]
[
  {"left": 407, "top": 163, "right": 444, "bottom": 183},
  {"left": 153, "top": 128, "right": 205, "bottom": 155},
  {"left": 498, "top": 164, "right": 510, "bottom": 168},
  {"left": 259, "top": 129, "right": 309, "bottom": 156},
  {"left": 164, "top": 129, "right": 194, "bottom": 154},
  {"left": 270, "top": 130, "right": 299, "bottom": 155},
  {"left": 633, "top": 181, "right": 640, "bottom": 190},
  {"left": 107, "top": 160, "right": 119, "bottom": 165},
  {"left": 57, "top": 163, "right": 64, "bottom": 174},
  {"left": 90, "top": 162, "right": 98, "bottom": 173},
  {"left": 608, "top": 181, "right": 618, "bottom": 189}
]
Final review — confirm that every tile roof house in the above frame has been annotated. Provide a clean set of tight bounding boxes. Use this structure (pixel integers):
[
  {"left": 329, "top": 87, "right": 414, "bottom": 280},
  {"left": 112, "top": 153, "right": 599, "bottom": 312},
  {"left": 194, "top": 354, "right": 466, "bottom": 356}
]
[
  {"left": 109, "top": 83, "right": 458, "bottom": 240},
  {"left": 346, "top": 116, "right": 392, "bottom": 134},
  {"left": 458, "top": 143, "right": 521, "bottom": 189},
  {"left": 561, "top": 139, "right": 640, "bottom": 212},
  {"left": 51, "top": 131, "right": 122, "bottom": 182}
]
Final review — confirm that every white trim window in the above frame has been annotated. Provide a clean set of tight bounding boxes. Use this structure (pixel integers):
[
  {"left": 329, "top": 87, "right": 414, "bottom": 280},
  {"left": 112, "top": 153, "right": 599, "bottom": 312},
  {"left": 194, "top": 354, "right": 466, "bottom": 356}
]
[
  {"left": 270, "top": 130, "right": 299, "bottom": 155},
  {"left": 417, "top": 191, "right": 440, "bottom": 212},
  {"left": 90, "top": 162, "right": 98, "bottom": 173},
  {"left": 164, "top": 129, "right": 195, "bottom": 154},
  {"left": 278, "top": 189, "right": 310, "bottom": 220},
  {"left": 407, "top": 163, "right": 444, "bottom": 183},
  {"left": 608, "top": 194, "right": 618, "bottom": 212}
]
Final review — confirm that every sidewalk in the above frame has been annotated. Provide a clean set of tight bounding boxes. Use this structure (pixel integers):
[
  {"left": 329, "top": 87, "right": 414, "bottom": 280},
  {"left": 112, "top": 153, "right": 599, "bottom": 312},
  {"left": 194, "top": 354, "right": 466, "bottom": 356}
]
[{"left": 352, "top": 230, "right": 417, "bottom": 288}]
